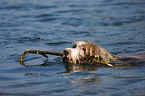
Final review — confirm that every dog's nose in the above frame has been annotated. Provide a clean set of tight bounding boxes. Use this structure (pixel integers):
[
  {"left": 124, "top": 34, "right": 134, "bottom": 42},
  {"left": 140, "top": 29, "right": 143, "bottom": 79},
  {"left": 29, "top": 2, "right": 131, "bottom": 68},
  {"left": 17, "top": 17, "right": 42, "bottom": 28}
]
[{"left": 64, "top": 50, "right": 70, "bottom": 55}]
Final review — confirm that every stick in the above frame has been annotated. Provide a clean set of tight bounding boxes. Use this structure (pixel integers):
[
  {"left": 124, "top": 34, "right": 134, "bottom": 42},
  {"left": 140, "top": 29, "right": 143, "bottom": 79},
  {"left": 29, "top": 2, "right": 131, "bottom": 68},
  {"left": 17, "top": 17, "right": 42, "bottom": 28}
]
[
  {"left": 89, "top": 56, "right": 113, "bottom": 67},
  {"left": 19, "top": 50, "right": 113, "bottom": 67},
  {"left": 19, "top": 50, "right": 63, "bottom": 62},
  {"left": 92, "top": 59, "right": 113, "bottom": 66}
]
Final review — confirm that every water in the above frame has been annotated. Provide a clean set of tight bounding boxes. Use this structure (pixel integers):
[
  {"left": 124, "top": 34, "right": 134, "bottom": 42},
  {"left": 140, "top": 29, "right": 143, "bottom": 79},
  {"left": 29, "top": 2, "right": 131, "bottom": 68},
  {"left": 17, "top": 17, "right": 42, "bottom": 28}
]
[{"left": 0, "top": 0, "right": 145, "bottom": 95}]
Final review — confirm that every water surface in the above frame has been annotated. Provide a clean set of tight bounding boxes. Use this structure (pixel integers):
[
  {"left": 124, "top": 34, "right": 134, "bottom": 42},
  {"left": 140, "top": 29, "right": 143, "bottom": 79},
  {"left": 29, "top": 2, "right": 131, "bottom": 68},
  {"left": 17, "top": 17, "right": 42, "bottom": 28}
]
[{"left": 0, "top": 0, "right": 145, "bottom": 95}]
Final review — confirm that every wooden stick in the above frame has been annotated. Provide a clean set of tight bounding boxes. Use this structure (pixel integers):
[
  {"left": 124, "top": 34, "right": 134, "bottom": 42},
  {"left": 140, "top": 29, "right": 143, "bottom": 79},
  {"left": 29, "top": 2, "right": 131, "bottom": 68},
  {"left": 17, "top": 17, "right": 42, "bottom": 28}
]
[
  {"left": 19, "top": 50, "right": 63, "bottom": 62},
  {"left": 92, "top": 59, "right": 112, "bottom": 66},
  {"left": 89, "top": 56, "right": 113, "bottom": 67},
  {"left": 19, "top": 50, "right": 113, "bottom": 67}
]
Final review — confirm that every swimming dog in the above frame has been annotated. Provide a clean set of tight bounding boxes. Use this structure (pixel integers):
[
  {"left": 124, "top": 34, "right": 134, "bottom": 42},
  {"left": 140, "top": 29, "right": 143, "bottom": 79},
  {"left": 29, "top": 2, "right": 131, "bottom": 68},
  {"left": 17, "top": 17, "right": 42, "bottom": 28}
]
[{"left": 20, "top": 41, "right": 145, "bottom": 66}]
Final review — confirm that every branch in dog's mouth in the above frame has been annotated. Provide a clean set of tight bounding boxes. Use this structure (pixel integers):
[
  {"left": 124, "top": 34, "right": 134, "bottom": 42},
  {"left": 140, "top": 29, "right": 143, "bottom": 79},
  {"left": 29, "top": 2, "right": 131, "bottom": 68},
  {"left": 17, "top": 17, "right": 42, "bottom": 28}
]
[
  {"left": 19, "top": 50, "right": 113, "bottom": 67},
  {"left": 19, "top": 41, "right": 117, "bottom": 67},
  {"left": 19, "top": 50, "right": 63, "bottom": 62}
]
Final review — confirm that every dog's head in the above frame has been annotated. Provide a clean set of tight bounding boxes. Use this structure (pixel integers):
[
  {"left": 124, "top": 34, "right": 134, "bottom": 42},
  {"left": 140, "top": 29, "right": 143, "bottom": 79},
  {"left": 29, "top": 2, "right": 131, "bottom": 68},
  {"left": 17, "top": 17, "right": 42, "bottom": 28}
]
[{"left": 63, "top": 41, "right": 115, "bottom": 64}]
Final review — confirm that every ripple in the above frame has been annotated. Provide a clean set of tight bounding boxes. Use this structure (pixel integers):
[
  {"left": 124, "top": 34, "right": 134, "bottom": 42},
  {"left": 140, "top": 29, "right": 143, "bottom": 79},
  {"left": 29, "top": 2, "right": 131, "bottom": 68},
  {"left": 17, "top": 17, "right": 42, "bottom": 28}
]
[
  {"left": 0, "top": 92, "right": 34, "bottom": 96},
  {"left": 0, "top": 22, "right": 19, "bottom": 27},
  {"left": 0, "top": 5, "right": 23, "bottom": 10},
  {"left": 35, "top": 5, "right": 57, "bottom": 9},
  {"left": 35, "top": 13, "right": 57, "bottom": 22},
  {"left": 55, "top": 9, "right": 86, "bottom": 14},
  {"left": 111, "top": 76, "right": 145, "bottom": 79},
  {"left": 38, "top": 18, "right": 57, "bottom": 22},
  {"left": 61, "top": 17, "right": 84, "bottom": 26},
  {"left": 16, "top": 37, "right": 42, "bottom": 43},
  {"left": 35, "top": 14, "right": 54, "bottom": 18},
  {"left": 45, "top": 41, "right": 70, "bottom": 45},
  {"left": 108, "top": 41, "right": 140, "bottom": 46},
  {"left": 0, "top": 76, "right": 17, "bottom": 81},
  {"left": 113, "top": 2, "right": 145, "bottom": 6}
]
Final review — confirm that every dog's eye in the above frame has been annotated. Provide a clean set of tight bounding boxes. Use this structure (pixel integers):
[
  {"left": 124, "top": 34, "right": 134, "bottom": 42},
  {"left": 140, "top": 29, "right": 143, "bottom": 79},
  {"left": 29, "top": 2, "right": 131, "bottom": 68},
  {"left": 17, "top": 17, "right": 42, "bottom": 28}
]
[
  {"left": 73, "top": 44, "right": 77, "bottom": 48},
  {"left": 82, "top": 47, "right": 86, "bottom": 51}
]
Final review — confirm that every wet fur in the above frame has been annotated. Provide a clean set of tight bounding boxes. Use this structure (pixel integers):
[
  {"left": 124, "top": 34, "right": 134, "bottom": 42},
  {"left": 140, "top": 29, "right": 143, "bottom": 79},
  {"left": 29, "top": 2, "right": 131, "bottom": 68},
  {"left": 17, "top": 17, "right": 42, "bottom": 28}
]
[
  {"left": 63, "top": 41, "right": 145, "bottom": 66},
  {"left": 83, "top": 41, "right": 116, "bottom": 61},
  {"left": 63, "top": 41, "right": 117, "bottom": 64}
]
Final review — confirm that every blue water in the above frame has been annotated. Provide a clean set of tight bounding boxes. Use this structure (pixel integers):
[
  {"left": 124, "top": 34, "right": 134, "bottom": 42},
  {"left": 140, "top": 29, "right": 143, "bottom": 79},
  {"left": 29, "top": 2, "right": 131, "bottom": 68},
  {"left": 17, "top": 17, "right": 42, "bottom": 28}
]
[{"left": 0, "top": 0, "right": 145, "bottom": 95}]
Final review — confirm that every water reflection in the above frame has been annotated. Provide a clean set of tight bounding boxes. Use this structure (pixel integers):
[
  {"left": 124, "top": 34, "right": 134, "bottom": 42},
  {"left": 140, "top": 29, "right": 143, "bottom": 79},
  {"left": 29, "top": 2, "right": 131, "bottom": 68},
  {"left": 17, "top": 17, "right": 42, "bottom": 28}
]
[
  {"left": 24, "top": 73, "right": 50, "bottom": 77},
  {"left": 64, "top": 63, "right": 97, "bottom": 73},
  {"left": 69, "top": 77, "right": 101, "bottom": 85},
  {"left": 19, "top": 59, "right": 98, "bottom": 73},
  {"left": 63, "top": 63, "right": 101, "bottom": 84},
  {"left": 20, "top": 59, "right": 101, "bottom": 85},
  {"left": 19, "top": 55, "right": 145, "bottom": 86},
  {"left": 19, "top": 59, "right": 52, "bottom": 67}
]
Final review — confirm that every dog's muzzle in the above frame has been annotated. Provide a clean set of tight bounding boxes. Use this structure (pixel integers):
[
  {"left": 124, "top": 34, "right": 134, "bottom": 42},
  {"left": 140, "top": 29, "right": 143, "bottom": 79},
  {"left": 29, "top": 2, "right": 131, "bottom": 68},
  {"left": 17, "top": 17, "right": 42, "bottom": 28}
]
[
  {"left": 63, "top": 48, "right": 83, "bottom": 64},
  {"left": 63, "top": 49, "right": 71, "bottom": 63}
]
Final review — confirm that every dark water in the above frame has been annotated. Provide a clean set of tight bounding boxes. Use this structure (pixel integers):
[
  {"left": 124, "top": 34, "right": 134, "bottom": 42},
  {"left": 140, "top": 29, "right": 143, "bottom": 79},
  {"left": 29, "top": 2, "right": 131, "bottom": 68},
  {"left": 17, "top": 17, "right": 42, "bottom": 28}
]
[{"left": 0, "top": 0, "right": 145, "bottom": 95}]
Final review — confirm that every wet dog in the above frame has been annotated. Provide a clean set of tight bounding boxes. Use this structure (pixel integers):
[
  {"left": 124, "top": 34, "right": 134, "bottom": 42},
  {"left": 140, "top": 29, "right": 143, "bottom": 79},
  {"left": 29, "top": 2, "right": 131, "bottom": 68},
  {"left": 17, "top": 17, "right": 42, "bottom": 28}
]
[
  {"left": 20, "top": 41, "right": 145, "bottom": 66},
  {"left": 63, "top": 41, "right": 116, "bottom": 64},
  {"left": 63, "top": 41, "right": 145, "bottom": 66}
]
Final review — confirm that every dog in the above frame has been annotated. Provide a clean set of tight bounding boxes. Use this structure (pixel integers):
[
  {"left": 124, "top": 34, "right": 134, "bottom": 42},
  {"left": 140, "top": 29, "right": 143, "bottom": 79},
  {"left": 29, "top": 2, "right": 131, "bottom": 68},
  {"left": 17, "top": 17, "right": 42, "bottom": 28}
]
[
  {"left": 62, "top": 41, "right": 145, "bottom": 66},
  {"left": 20, "top": 41, "right": 145, "bottom": 67},
  {"left": 63, "top": 41, "right": 117, "bottom": 64}
]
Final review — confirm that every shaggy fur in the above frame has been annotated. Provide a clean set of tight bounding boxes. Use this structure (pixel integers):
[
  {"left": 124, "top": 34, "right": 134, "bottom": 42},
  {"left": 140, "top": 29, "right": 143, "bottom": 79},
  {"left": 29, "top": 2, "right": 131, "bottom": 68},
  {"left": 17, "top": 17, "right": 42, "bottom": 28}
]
[{"left": 63, "top": 41, "right": 116, "bottom": 64}]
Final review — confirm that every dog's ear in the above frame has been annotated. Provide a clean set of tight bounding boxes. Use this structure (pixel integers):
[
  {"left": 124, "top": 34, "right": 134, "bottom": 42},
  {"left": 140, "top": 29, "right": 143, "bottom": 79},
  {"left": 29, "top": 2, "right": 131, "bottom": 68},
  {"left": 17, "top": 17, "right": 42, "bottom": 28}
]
[
  {"left": 83, "top": 41, "right": 94, "bottom": 56},
  {"left": 95, "top": 45, "right": 115, "bottom": 61}
]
